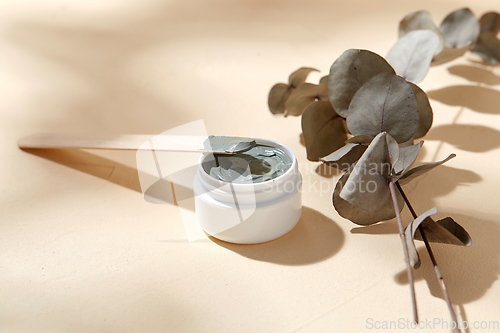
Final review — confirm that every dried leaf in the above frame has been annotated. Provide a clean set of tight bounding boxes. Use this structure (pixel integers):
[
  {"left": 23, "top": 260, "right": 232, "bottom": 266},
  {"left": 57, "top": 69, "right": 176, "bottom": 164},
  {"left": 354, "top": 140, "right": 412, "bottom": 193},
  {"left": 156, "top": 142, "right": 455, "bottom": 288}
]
[
  {"left": 386, "top": 30, "right": 441, "bottom": 84},
  {"left": 392, "top": 141, "right": 423, "bottom": 176},
  {"left": 301, "top": 101, "right": 347, "bottom": 161},
  {"left": 286, "top": 83, "right": 326, "bottom": 116},
  {"left": 479, "top": 11, "right": 500, "bottom": 34},
  {"left": 289, "top": 67, "right": 319, "bottom": 88},
  {"left": 440, "top": 8, "right": 480, "bottom": 48},
  {"left": 268, "top": 83, "right": 291, "bottom": 114},
  {"left": 398, "top": 153, "right": 456, "bottom": 185},
  {"left": 345, "top": 135, "right": 373, "bottom": 145},
  {"left": 431, "top": 46, "right": 470, "bottom": 66},
  {"left": 410, "top": 83, "right": 433, "bottom": 140},
  {"left": 399, "top": 10, "right": 445, "bottom": 54},
  {"left": 405, "top": 207, "right": 471, "bottom": 268},
  {"left": 321, "top": 143, "right": 367, "bottom": 170},
  {"left": 319, "top": 75, "right": 329, "bottom": 86},
  {"left": 405, "top": 207, "right": 437, "bottom": 268},
  {"left": 340, "top": 132, "right": 397, "bottom": 213},
  {"left": 415, "top": 216, "right": 471, "bottom": 246},
  {"left": 333, "top": 171, "right": 404, "bottom": 225},
  {"left": 471, "top": 31, "right": 500, "bottom": 65},
  {"left": 347, "top": 72, "right": 419, "bottom": 143},
  {"left": 328, "top": 49, "right": 395, "bottom": 118}
]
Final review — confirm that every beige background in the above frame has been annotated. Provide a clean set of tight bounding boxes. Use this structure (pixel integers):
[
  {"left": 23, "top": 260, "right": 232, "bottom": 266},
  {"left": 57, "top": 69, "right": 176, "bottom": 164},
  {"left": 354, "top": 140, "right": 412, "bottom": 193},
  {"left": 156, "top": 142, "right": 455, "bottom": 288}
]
[{"left": 1, "top": 0, "right": 500, "bottom": 332}]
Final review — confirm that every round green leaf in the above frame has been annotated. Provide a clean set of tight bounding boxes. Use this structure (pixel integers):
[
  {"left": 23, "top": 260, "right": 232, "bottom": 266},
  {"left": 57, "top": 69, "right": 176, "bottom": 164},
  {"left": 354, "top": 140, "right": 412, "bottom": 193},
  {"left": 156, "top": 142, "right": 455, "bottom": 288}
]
[
  {"left": 289, "top": 67, "right": 319, "bottom": 88},
  {"left": 386, "top": 30, "right": 440, "bottom": 84},
  {"left": 409, "top": 83, "right": 433, "bottom": 140},
  {"left": 301, "top": 101, "right": 347, "bottom": 161},
  {"left": 399, "top": 10, "right": 444, "bottom": 54},
  {"left": 440, "top": 8, "right": 480, "bottom": 48},
  {"left": 328, "top": 49, "right": 395, "bottom": 118},
  {"left": 347, "top": 72, "right": 419, "bottom": 143},
  {"left": 286, "top": 83, "right": 326, "bottom": 116},
  {"left": 339, "top": 132, "right": 398, "bottom": 213},
  {"left": 479, "top": 11, "right": 500, "bottom": 34},
  {"left": 333, "top": 171, "right": 404, "bottom": 225},
  {"left": 321, "top": 143, "right": 367, "bottom": 170}
]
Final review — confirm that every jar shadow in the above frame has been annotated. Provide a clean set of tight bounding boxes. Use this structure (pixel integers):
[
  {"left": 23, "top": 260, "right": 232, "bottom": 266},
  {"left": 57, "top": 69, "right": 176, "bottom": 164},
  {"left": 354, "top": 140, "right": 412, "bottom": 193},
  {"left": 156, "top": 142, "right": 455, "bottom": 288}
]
[{"left": 209, "top": 206, "right": 345, "bottom": 266}]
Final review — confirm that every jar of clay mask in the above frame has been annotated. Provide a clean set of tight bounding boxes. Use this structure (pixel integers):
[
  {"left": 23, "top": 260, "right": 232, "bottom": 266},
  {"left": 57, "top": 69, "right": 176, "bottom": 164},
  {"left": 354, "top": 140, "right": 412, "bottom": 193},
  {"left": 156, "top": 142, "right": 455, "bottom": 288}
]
[{"left": 193, "top": 138, "right": 302, "bottom": 244}]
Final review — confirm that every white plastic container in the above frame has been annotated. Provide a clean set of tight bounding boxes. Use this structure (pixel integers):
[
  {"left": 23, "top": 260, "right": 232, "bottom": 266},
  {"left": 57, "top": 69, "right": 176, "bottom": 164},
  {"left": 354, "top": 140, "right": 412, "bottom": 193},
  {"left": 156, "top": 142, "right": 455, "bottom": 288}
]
[{"left": 193, "top": 138, "right": 302, "bottom": 244}]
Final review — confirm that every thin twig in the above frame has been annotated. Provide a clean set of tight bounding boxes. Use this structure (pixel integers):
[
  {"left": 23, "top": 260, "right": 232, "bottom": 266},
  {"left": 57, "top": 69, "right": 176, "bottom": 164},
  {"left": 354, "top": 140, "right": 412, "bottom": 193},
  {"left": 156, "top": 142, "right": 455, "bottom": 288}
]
[
  {"left": 388, "top": 180, "right": 419, "bottom": 323},
  {"left": 395, "top": 182, "right": 461, "bottom": 333}
]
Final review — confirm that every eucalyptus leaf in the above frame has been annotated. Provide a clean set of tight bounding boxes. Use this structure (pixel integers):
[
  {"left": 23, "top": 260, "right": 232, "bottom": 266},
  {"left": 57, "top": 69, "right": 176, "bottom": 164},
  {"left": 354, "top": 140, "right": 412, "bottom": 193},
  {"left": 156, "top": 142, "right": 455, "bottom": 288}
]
[
  {"left": 399, "top": 10, "right": 445, "bottom": 54},
  {"left": 340, "top": 132, "right": 397, "bottom": 213},
  {"left": 289, "top": 67, "right": 319, "bottom": 88},
  {"left": 301, "top": 101, "right": 347, "bottom": 161},
  {"left": 319, "top": 75, "right": 329, "bottom": 86},
  {"left": 386, "top": 30, "right": 440, "bottom": 84},
  {"left": 268, "top": 83, "right": 291, "bottom": 114},
  {"left": 409, "top": 83, "right": 433, "bottom": 140},
  {"left": 321, "top": 143, "right": 367, "bottom": 170},
  {"left": 431, "top": 46, "right": 470, "bottom": 66},
  {"left": 479, "top": 11, "right": 500, "bottom": 34},
  {"left": 345, "top": 135, "right": 373, "bottom": 145},
  {"left": 405, "top": 207, "right": 471, "bottom": 268},
  {"left": 328, "top": 49, "right": 395, "bottom": 118},
  {"left": 333, "top": 170, "right": 404, "bottom": 225},
  {"left": 398, "top": 153, "right": 456, "bottom": 185},
  {"left": 440, "top": 8, "right": 480, "bottom": 48},
  {"left": 286, "top": 83, "right": 327, "bottom": 116},
  {"left": 415, "top": 216, "right": 471, "bottom": 246},
  {"left": 392, "top": 141, "right": 423, "bottom": 176},
  {"left": 405, "top": 207, "right": 437, "bottom": 268},
  {"left": 471, "top": 31, "right": 500, "bottom": 65},
  {"left": 347, "top": 72, "right": 419, "bottom": 143}
]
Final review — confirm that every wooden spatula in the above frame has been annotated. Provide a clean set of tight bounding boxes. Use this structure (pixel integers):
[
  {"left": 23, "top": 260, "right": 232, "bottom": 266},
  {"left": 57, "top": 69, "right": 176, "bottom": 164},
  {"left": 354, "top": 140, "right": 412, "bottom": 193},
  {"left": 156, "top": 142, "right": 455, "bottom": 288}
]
[{"left": 18, "top": 133, "right": 256, "bottom": 154}]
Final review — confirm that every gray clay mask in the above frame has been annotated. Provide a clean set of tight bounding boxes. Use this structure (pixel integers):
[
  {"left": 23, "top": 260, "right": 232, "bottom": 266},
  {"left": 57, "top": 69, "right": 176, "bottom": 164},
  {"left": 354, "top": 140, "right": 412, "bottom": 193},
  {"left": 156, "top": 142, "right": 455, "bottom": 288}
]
[{"left": 203, "top": 144, "right": 293, "bottom": 184}]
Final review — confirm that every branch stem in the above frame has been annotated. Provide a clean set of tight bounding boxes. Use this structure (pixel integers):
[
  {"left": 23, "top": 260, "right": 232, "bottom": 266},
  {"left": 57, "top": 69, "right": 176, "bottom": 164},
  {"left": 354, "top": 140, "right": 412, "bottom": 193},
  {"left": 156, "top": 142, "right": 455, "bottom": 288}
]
[
  {"left": 388, "top": 180, "right": 418, "bottom": 323},
  {"left": 395, "top": 182, "right": 461, "bottom": 333}
]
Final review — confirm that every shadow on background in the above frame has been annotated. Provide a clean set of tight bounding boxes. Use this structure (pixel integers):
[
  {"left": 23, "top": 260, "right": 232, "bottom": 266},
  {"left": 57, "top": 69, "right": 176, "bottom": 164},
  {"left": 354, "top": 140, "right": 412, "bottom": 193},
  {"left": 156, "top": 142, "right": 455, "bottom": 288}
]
[
  {"left": 210, "top": 206, "right": 344, "bottom": 266},
  {"left": 22, "top": 148, "right": 142, "bottom": 192},
  {"left": 425, "top": 124, "right": 500, "bottom": 153},
  {"left": 427, "top": 85, "right": 500, "bottom": 114},
  {"left": 394, "top": 212, "right": 500, "bottom": 305},
  {"left": 448, "top": 65, "right": 500, "bottom": 86}
]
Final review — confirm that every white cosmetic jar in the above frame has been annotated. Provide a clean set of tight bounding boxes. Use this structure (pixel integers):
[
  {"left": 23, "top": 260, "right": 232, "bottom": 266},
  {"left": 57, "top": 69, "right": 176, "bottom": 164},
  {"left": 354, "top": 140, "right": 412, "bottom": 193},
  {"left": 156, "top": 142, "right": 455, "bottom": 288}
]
[{"left": 193, "top": 138, "right": 302, "bottom": 244}]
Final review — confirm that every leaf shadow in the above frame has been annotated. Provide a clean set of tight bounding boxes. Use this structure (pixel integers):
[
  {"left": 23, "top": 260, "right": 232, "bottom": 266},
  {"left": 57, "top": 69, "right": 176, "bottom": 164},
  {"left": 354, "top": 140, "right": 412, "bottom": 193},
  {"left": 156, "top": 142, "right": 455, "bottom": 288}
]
[
  {"left": 427, "top": 85, "right": 500, "bottom": 114},
  {"left": 425, "top": 124, "right": 500, "bottom": 153},
  {"left": 210, "top": 206, "right": 344, "bottom": 266},
  {"left": 448, "top": 64, "right": 500, "bottom": 85},
  {"left": 315, "top": 163, "right": 342, "bottom": 178},
  {"left": 394, "top": 212, "right": 500, "bottom": 305}
]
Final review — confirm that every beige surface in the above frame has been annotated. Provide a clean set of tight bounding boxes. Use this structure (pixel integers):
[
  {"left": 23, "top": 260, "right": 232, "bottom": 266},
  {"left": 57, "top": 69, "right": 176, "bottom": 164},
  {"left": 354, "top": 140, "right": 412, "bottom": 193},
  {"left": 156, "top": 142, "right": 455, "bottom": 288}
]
[{"left": 1, "top": 0, "right": 500, "bottom": 332}]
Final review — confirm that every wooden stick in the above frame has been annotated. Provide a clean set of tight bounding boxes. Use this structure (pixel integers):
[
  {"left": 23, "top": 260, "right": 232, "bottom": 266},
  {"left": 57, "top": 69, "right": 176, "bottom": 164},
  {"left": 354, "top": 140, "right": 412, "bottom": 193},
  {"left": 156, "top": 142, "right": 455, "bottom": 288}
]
[
  {"left": 389, "top": 180, "right": 419, "bottom": 324},
  {"left": 395, "top": 182, "right": 461, "bottom": 333},
  {"left": 18, "top": 133, "right": 255, "bottom": 154}
]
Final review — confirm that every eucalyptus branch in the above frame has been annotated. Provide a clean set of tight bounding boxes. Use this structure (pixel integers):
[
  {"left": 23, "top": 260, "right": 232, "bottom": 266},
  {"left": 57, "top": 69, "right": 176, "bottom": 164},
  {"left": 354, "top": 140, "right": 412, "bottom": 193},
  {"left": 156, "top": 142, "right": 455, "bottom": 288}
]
[
  {"left": 389, "top": 180, "right": 418, "bottom": 323},
  {"left": 396, "top": 182, "right": 462, "bottom": 333}
]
